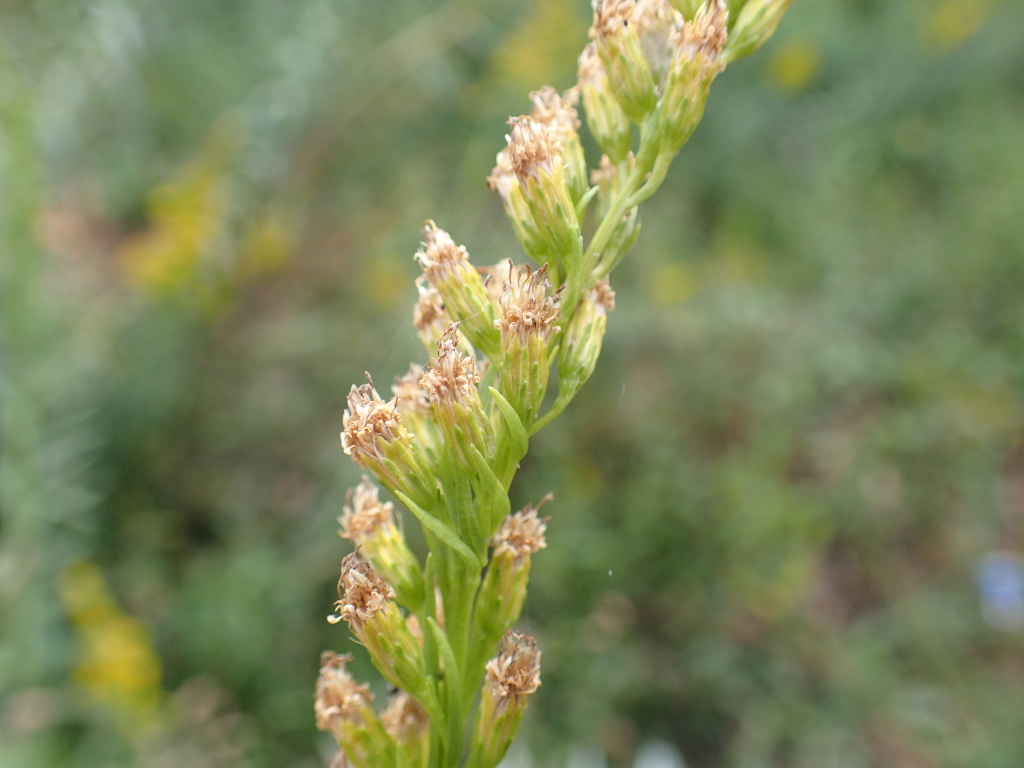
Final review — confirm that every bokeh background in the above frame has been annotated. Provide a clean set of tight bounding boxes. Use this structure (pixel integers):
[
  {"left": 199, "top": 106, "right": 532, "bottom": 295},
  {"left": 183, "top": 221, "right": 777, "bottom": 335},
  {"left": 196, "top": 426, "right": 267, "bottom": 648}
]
[{"left": 2, "top": 0, "right": 1023, "bottom": 766}]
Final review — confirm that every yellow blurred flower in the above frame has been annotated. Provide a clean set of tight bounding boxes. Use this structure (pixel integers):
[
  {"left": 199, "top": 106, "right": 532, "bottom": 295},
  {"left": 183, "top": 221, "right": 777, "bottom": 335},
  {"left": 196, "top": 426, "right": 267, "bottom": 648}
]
[
  {"left": 766, "top": 38, "right": 823, "bottom": 94},
  {"left": 924, "top": 0, "right": 999, "bottom": 53},
  {"left": 59, "top": 561, "right": 163, "bottom": 731},
  {"left": 489, "top": 0, "right": 587, "bottom": 94},
  {"left": 647, "top": 261, "right": 698, "bottom": 307},
  {"left": 119, "top": 148, "right": 230, "bottom": 296}
]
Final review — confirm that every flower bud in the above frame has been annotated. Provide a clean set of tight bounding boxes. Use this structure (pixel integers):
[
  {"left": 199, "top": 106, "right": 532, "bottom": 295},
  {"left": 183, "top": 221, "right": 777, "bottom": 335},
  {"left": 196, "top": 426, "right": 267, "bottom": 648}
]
[
  {"left": 493, "top": 263, "right": 562, "bottom": 427},
  {"left": 528, "top": 86, "right": 589, "bottom": 203},
  {"left": 557, "top": 278, "right": 616, "bottom": 401},
  {"left": 339, "top": 477, "right": 426, "bottom": 611},
  {"left": 489, "top": 117, "right": 582, "bottom": 270},
  {"left": 590, "top": 0, "right": 659, "bottom": 123},
  {"left": 725, "top": 0, "right": 791, "bottom": 63},
  {"left": 328, "top": 554, "right": 428, "bottom": 701},
  {"left": 477, "top": 498, "right": 550, "bottom": 639},
  {"left": 415, "top": 221, "right": 500, "bottom": 357},
  {"left": 578, "top": 44, "right": 633, "bottom": 164},
  {"left": 314, "top": 652, "right": 396, "bottom": 767},
  {"left": 341, "top": 375, "right": 437, "bottom": 509},
  {"left": 660, "top": 0, "right": 728, "bottom": 154},
  {"left": 419, "top": 323, "right": 495, "bottom": 468},
  {"left": 470, "top": 632, "right": 542, "bottom": 767}
]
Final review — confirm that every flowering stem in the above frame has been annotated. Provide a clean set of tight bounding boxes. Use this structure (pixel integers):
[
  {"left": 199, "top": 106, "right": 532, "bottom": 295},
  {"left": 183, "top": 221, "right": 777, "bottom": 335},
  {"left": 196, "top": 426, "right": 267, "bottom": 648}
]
[{"left": 319, "top": 3, "right": 793, "bottom": 766}]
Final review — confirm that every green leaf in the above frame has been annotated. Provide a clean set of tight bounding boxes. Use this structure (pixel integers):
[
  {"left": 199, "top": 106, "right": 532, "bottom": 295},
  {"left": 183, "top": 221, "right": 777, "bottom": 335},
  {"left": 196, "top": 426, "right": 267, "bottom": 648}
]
[{"left": 396, "top": 490, "right": 481, "bottom": 568}]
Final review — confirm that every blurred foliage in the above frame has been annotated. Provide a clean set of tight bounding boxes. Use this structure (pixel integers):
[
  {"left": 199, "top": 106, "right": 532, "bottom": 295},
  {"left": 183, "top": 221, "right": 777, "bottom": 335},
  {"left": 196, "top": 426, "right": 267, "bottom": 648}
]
[{"left": 1, "top": 1, "right": 1022, "bottom": 767}]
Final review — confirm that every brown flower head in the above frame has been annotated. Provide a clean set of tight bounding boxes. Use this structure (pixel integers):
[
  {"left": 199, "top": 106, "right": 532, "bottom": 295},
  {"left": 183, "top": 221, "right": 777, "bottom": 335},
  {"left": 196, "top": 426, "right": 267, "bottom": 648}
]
[
  {"left": 484, "top": 632, "right": 542, "bottom": 710},
  {"left": 338, "top": 477, "right": 393, "bottom": 544},
  {"left": 415, "top": 221, "right": 470, "bottom": 284},
  {"left": 419, "top": 324, "right": 481, "bottom": 409},
  {"left": 486, "top": 149, "right": 520, "bottom": 205},
  {"left": 529, "top": 86, "right": 581, "bottom": 137},
  {"left": 502, "top": 116, "right": 563, "bottom": 183},
  {"left": 589, "top": 277, "right": 617, "bottom": 313},
  {"left": 380, "top": 690, "right": 429, "bottom": 743},
  {"left": 494, "top": 261, "right": 562, "bottom": 345},
  {"left": 392, "top": 364, "right": 432, "bottom": 418},
  {"left": 492, "top": 495, "right": 551, "bottom": 564},
  {"left": 314, "top": 652, "right": 373, "bottom": 733},
  {"left": 672, "top": 0, "right": 727, "bottom": 65},
  {"left": 328, "top": 552, "right": 396, "bottom": 628},
  {"left": 413, "top": 277, "right": 452, "bottom": 339},
  {"left": 591, "top": 0, "right": 636, "bottom": 39},
  {"left": 341, "top": 375, "right": 404, "bottom": 470}
]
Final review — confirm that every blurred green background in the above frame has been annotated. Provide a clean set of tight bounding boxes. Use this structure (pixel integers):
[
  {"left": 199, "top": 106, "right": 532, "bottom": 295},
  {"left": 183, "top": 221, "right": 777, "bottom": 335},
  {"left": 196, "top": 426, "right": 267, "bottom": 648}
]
[{"left": 2, "top": 0, "right": 1023, "bottom": 766}]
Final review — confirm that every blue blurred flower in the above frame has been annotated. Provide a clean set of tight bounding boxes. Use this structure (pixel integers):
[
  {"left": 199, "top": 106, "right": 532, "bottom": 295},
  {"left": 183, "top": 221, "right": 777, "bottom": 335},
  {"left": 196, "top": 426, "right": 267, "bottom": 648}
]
[{"left": 976, "top": 551, "right": 1024, "bottom": 631}]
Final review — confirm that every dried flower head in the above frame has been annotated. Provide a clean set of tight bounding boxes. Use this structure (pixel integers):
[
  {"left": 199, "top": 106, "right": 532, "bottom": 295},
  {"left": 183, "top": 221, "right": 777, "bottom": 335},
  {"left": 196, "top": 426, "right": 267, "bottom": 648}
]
[
  {"left": 492, "top": 495, "right": 551, "bottom": 564},
  {"left": 488, "top": 117, "right": 580, "bottom": 263},
  {"left": 591, "top": 0, "right": 636, "bottom": 39},
  {"left": 341, "top": 376, "right": 403, "bottom": 469},
  {"left": 529, "top": 86, "right": 581, "bottom": 136},
  {"left": 420, "top": 324, "right": 481, "bottom": 408},
  {"left": 660, "top": 0, "right": 728, "bottom": 151},
  {"left": 314, "top": 652, "right": 373, "bottom": 733},
  {"left": 486, "top": 150, "right": 519, "bottom": 205},
  {"left": 590, "top": 0, "right": 658, "bottom": 121},
  {"left": 502, "top": 116, "right": 564, "bottom": 183},
  {"left": 484, "top": 632, "right": 542, "bottom": 710},
  {"left": 380, "top": 690, "right": 430, "bottom": 743},
  {"left": 636, "top": 0, "right": 682, "bottom": 81},
  {"left": 329, "top": 552, "right": 396, "bottom": 628},
  {"left": 414, "top": 222, "right": 501, "bottom": 356},
  {"left": 339, "top": 477, "right": 394, "bottom": 543},
  {"left": 415, "top": 220, "right": 470, "bottom": 283},
  {"left": 495, "top": 262, "right": 562, "bottom": 344},
  {"left": 589, "top": 277, "right": 617, "bottom": 313},
  {"left": 480, "top": 259, "right": 515, "bottom": 305},
  {"left": 392, "top": 364, "right": 432, "bottom": 417},
  {"left": 413, "top": 277, "right": 453, "bottom": 347},
  {"left": 528, "top": 87, "right": 588, "bottom": 201},
  {"left": 672, "top": 0, "right": 728, "bottom": 63}
]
